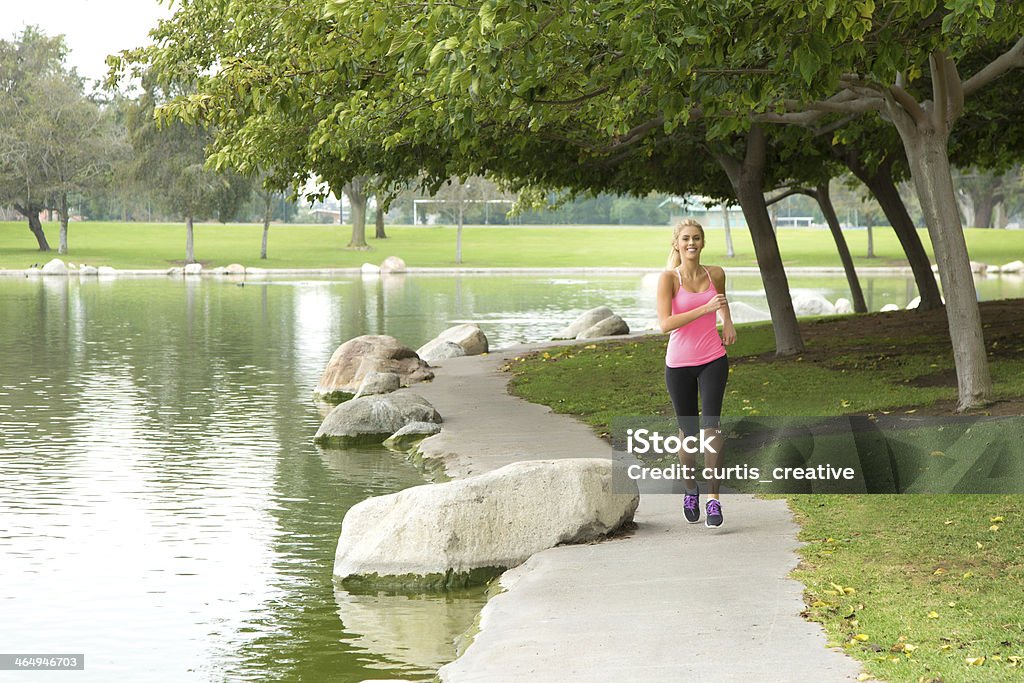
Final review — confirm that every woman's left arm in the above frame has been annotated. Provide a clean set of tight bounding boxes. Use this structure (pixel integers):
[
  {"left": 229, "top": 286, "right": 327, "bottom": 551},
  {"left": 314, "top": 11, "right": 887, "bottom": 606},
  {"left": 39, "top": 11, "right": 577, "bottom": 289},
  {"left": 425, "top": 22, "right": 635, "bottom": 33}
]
[{"left": 712, "top": 267, "right": 737, "bottom": 345}]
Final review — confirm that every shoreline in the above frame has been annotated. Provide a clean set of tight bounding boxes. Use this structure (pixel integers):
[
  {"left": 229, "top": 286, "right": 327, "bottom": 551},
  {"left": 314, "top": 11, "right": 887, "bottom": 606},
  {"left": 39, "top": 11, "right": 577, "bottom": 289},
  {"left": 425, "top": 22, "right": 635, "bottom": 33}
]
[{"left": 0, "top": 264, "right": 958, "bottom": 278}]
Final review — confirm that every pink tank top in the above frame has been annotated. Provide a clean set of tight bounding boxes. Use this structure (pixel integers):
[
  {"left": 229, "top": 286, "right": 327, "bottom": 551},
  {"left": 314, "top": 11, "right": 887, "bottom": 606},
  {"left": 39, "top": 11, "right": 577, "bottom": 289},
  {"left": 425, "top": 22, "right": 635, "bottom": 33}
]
[{"left": 665, "top": 266, "right": 727, "bottom": 368}]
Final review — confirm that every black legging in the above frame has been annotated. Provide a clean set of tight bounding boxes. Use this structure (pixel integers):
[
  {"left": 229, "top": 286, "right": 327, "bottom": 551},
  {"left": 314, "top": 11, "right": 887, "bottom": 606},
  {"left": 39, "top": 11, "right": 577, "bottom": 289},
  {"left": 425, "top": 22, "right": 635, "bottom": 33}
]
[{"left": 664, "top": 355, "right": 729, "bottom": 435}]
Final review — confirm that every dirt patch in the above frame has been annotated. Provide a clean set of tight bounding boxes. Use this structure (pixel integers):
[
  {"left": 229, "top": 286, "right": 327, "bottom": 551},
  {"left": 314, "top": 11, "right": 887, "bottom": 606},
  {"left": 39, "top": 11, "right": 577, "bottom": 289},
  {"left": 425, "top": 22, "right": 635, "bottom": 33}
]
[{"left": 904, "top": 367, "right": 959, "bottom": 388}]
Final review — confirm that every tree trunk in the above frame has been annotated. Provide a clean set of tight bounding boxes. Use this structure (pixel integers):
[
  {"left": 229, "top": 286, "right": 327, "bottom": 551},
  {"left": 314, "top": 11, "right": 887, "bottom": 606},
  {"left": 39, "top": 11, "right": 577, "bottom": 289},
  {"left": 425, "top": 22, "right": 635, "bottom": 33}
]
[
  {"left": 866, "top": 225, "right": 874, "bottom": 258},
  {"left": 813, "top": 182, "right": 867, "bottom": 313},
  {"left": 375, "top": 204, "right": 387, "bottom": 239},
  {"left": 456, "top": 191, "right": 464, "bottom": 265},
  {"left": 973, "top": 190, "right": 1000, "bottom": 230},
  {"left": 891, "top": 110, "right": 991, "bottom": 410},
  {"left": 722, "top": 202, "right": 735, "bottom": 258},
  {"left": 58, "top": 193, "right": 70, "bottom": 255},
  {"left": 186, "top": 215, "right": 196, "bottom": 264},
  {"left": 844, "top": 152, "right": 943, "bottom": 311},
  {"left": 15, "top": 204, "right": 51, "bottom": 252},
  {"left": 261, "top": 194, "right": 272, "bottom": 260},
  {"left": 714, "top": 127, "right": 803, "bottom": 357},
  {"left": 344, "top": 177, "right": 369, "bottom": 249}
]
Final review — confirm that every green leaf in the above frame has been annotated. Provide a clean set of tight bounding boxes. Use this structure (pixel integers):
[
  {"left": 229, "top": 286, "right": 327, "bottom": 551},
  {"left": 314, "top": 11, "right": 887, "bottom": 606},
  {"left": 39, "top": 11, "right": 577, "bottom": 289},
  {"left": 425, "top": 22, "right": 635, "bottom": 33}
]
[{"left": 795, "top": 45, "right": 818, "bottom": 84}]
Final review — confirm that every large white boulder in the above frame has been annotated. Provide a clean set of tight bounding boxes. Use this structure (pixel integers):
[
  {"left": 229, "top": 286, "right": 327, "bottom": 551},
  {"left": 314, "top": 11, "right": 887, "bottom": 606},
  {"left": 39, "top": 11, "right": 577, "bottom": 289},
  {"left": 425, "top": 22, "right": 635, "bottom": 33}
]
[
  {"left": 354, "top": 371, "right": 402, "bottom": 398},
  {"left": 333, "top": 458, "right": 639, "bottom": 589},
  {"left": 225, "top": 263, "right": 246, "bottom": 274},
  {"left": 727, "top": 301, "right": 772, "bottom": 324},
  {"left": 577, "top": 314, "right": 630, "bottom": 339},
  {"left": 1000, "top": 260, "right": 1024, "bottom": 274},
  {"left": 792, "top": 292, "right": 836, "bottom": 316},
  {"left": 41, "top": 258, "right": 68, "bottom": 275},
  {"left": 906, "top": 296, "right": 921, "bottom": 310},
  {"left": 361, "top": 262, "right": 381, "bottom": 275},
  {"left": 880, "top": 303, "right": 900, "bottom": 312},
  {"left": 97, "top": 266, "right": 117, "bottom": 277},
  {"left": 554, "top": 306, "right": 615, "bottom": 339},
  {"left": 78, "top": 265, "right": 98, "bottom": 276},
  {"left": 380, "top": 256, "right": 407, "bottom": 274},
  {"left": 417, "top": 323, "right": 488, "bottom": 361},
  {"left": 969, "top": 260, "right": 988, "bottom": 274},
  {"left": 184, "top": 263, "right": 203, "bottom": 275},
  {"left": 417, "top": 340, "right": 466, "bottom": 364},
  {"left": 314, "top": 335, "right": 433, "bottom": 401},
  {"left": 315, "top": 390, "right": 441, "bottom": 446},
  {"left": 834, "top": 297, "right": 854, "bottom": 314}
]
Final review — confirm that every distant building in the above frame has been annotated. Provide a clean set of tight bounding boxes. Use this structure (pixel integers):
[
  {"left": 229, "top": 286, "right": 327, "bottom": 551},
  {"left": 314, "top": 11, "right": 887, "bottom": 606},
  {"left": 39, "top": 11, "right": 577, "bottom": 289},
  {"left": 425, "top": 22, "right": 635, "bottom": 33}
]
[{"left": 660, "top": 195, "right": 747, "bottom": 229}]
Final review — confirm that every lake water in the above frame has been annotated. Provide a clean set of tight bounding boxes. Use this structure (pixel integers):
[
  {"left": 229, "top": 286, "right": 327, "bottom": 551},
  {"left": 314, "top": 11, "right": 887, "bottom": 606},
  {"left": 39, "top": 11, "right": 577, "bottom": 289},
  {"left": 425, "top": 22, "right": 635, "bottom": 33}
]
[{"left": 1, "top": 271, "right": 1020, "bottom": 682}]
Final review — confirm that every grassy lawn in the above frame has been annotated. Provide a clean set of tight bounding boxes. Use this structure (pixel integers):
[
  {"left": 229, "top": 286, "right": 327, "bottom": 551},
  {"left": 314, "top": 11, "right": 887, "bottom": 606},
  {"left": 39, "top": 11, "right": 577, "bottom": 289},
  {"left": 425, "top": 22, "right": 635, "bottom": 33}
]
[
  {"left": 3, "top": 220, "right": 1024, "bottom": 270},
  {"left": 503, "top": 302, "right": 1024, "bottom": 682}
]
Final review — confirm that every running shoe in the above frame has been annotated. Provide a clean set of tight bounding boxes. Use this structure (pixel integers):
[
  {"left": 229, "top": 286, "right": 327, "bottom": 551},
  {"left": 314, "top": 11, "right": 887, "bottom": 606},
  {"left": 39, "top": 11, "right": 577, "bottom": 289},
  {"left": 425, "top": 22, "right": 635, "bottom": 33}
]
[
  {"left": 683, "top": 485, "right": 700, "bottom": 524},
  {"left": 705, "top": 499, "right": 723, "bottom": 528}
]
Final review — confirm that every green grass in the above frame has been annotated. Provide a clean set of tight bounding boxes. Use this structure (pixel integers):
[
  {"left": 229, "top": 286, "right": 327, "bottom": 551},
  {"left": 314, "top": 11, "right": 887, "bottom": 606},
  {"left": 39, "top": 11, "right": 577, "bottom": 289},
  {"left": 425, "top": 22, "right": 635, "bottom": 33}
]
[
  {"left": 4, "top": 220, "right": 1024, "bottom": 270},
  {"left": 503, "top": 307, "right": 1024, "bottom": 682}
]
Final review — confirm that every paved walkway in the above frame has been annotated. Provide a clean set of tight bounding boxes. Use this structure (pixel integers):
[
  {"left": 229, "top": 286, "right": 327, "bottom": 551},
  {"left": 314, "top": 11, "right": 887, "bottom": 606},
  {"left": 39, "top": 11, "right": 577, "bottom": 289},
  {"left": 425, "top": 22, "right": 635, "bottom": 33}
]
[{"left": 412, "top": 342, "right": 864, "bottom": 683}]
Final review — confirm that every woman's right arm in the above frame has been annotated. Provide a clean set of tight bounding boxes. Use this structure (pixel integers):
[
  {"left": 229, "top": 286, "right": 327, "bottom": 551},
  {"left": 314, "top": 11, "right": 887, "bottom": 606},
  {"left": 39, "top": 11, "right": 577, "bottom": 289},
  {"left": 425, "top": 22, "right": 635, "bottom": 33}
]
[{"left": 657, "top": 271, "right": 727, "bottom": 334}]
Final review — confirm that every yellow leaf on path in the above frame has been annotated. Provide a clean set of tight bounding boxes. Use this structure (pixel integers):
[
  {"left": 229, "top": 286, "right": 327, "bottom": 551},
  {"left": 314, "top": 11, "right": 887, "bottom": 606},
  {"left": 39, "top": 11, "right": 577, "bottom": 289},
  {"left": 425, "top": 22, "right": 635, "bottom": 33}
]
[
  {"left": 933, "top": 568, "right": 947, "bottom": 575},
  {"left": 905, "top": 409, "right": 917, "bottom": 414},
  {"left": 927, "top": 611, "right": 939, "bottom": 619},
  {"left": 990, "top": 516, "right": 1004, "bottom": 523},
  {"left": 857, "top": 675, "right": 871, "bottom": 682},
  {"left": 812, "top": 600, "right": 828, "bottom": 608},
  {"left": 1008, "top": 655, "right": 1022, "bottom": 666},
  {"left": 966, "top": 656, "right": 985, "bottom": 666},
  {"left": 854, "top": 633, "right": 869, "bottom": 642}
]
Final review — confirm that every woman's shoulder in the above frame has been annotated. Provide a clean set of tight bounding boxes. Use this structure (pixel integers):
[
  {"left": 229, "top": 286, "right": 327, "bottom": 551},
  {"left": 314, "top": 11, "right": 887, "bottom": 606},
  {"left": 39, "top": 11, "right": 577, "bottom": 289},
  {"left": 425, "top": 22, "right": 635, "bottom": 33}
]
[{"left": 704, "top": 264, "right": 726, "bottom": 278}]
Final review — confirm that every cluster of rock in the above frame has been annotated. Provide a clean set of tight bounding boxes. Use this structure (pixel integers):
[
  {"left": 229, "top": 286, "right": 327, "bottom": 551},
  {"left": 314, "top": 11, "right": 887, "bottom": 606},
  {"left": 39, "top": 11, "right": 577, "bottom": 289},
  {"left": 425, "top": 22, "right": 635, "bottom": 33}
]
[
  {"left": 934, "top": 259, "right": 1024, "bottom": 275},
  {"left": 166, "top": 263, "right": 263, "bottom": 277},
  {"left": 312, "top": 324, "right": 489, "bottom": 448},
  {"left": 553, "top": 306, "right": 630, "bottom": 340},
  {"left": 314, "top": 328, "right": 640, "bottom": 592},
  {"left": 24, "top": 259, "right": 116, "bottom": 277},
  {"left": 360, "top": 256, "right": 407, "bottom": 275}
]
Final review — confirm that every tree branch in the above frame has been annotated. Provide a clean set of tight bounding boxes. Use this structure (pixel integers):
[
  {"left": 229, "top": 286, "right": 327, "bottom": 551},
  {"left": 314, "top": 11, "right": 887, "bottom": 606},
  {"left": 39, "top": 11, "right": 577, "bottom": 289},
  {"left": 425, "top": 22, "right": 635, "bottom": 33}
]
[
  {"left": 930, "top": 51, "right": 949, "bottom": 132},
  {"left": 532, "top": 86, "right": 610, "bottom": 106},
  {"left": 962, "top": 36, "right": 1024, "bottom": 97},
  {"left": 764, "top": 187, "right": 813, "bottom": 206},
  {"left": 887, "top": 82, "right": 928, "bottom": 128}
]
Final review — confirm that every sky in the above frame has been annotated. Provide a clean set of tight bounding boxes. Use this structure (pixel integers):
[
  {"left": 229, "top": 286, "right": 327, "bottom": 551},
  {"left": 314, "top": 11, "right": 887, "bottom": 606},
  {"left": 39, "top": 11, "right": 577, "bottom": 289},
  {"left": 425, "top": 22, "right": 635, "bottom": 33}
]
[{"left": 0, "top": 0, "right": 171, "bottom": 84}]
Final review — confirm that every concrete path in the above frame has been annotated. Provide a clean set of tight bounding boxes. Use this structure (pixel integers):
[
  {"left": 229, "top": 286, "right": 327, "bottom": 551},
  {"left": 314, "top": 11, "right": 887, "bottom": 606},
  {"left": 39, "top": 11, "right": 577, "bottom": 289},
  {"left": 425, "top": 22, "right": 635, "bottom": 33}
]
[{"left": 412, "top": 343, "right": 864, "bottom": 683}]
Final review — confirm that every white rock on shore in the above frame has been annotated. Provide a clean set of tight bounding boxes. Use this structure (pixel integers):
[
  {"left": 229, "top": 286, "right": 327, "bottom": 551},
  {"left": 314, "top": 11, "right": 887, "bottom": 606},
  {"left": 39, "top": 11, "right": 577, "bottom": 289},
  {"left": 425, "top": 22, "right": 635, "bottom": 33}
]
[
  {"left": 834, "top": 297, "right": 854, "bottom": 314},
  {"left": 314, "top": 334, "right": 434, "bottom": 400},
  {"left": 184, "top": 263, "right": 203, "bottom": 275},
  {"left": 880, "top": 303, "right": 900, "bottom": 312},
  {"left": 417, "top": 323, "right": 489, "bottom": 362},
  {"left": 792, "top": 292, "right": 836, "bottom": 316},
  {"left": 333, "top": 458, "right": 639, "bottom": 588},
  {"left": 1001, "top": 260, "right": 1024, "bottom": 274},
  {"left": 315, "top": 390, "right": 441, "bottom": 445},
  {"left": 41, "top": 258, "right": 68, "bottom": 275},
  {"left": 577, "top": 314, "right": 629, "bottom": 339},
  {"left": 380, "top": 256, "right": 407, "bottom": 274}
]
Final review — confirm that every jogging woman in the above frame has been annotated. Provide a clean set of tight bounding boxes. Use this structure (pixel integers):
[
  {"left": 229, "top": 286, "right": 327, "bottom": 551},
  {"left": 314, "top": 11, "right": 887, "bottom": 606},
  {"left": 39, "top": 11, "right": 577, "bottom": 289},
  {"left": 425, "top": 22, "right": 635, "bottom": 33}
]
[{"left": 656, "top": 219, "right": 736, "bottom": 527}]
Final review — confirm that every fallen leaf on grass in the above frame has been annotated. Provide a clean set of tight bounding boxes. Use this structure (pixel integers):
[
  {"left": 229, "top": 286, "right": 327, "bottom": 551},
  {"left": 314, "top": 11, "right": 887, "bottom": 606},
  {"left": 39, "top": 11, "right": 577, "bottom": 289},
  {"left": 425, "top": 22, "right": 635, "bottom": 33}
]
[
  {"left": 854, "top": 634, "right": 870, "bottom": 642},
  {"left": 990, "top": 516, "right": 1004, "bottom": 523},
  {"left": 989, "top": 524, "right": 1000, "bottom": 532},
  {"left": 933, "top": 568, "right": 947, "bottom": 575},
  {"left": 965, "top": 656, "right": 985, "bottom": 666},
  {"left": 928, "top": 611, "right": 940, "bottom": 619}
]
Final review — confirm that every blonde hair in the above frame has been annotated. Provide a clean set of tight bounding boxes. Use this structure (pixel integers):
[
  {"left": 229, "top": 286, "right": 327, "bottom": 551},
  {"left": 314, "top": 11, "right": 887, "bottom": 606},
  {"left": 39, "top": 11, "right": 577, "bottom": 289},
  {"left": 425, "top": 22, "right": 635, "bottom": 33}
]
[{"left": 666, "top": 219, "right": 706, "bottom": 269}]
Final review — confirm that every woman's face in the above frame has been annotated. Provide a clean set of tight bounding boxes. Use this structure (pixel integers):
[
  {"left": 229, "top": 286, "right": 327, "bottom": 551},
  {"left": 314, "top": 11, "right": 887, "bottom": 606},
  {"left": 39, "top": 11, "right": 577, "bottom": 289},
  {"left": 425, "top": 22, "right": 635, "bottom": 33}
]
[{"left": 675, "top": 227, "right": 704, "bottom": 259}]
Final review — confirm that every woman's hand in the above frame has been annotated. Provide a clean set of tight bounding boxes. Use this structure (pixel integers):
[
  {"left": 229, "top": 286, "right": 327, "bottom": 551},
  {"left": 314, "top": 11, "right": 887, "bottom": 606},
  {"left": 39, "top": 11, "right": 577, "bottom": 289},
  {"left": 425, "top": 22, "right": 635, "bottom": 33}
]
[
  {"left": 703, "top": 294, "right": 728, "bottom": 314},
  {"left": 721, "top": 321, "right": 737, "bottom": 345}
]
